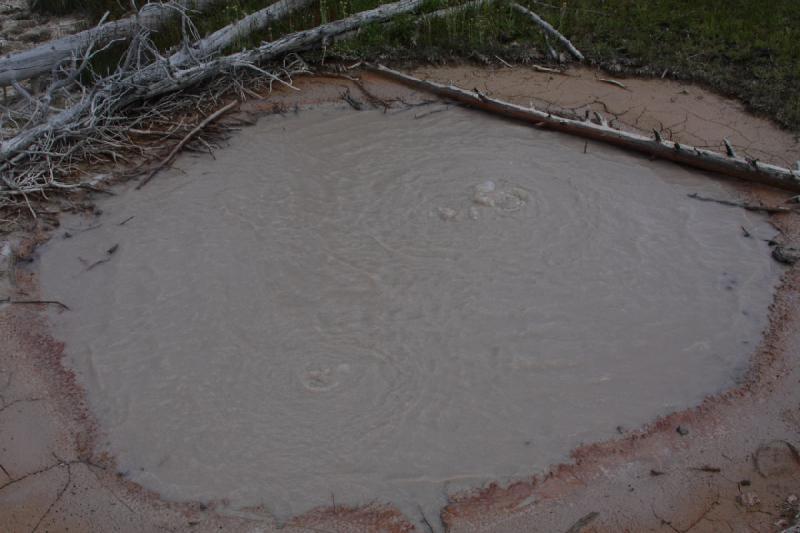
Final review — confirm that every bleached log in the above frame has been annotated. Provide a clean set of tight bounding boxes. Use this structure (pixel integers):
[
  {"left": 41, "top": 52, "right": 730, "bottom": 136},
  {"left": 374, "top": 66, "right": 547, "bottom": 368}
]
[
  {"left": 367, "top": 64, "right": 800, "bottom": 192},
  {"left": 169, "top": 0, "right": 316, "bottom": 66},
  {"left": 416, "top": 0, "right": 494, "bottom": 24},
  {"left": 0, "top": 0, "right": 425, "bottom": 163},
  {"left": 509, "top": 2, "right": 583, "bottom": 61},
  {"left": 0, "top": 0, "right": 217, "bottom": 87}
]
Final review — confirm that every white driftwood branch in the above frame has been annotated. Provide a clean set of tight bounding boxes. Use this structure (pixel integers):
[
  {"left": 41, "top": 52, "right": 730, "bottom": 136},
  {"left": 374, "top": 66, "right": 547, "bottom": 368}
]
[
  {"left": 367, "top": 64, "right": 800, "bottom": 192},
  {"left": 0, "top": 0, "right": 425, "bottom": 164},
  {"left": 416, "top": 0, "right": 494, "bottom": 24},
  {"left": 509, "top": 2, "right": 583, "bottom": 61},
  {"left": 169, "top": 0, "right": 316, "bottom": 66},
  {"left": 0, "top": 0, "right": 217, "bottom": 86}
]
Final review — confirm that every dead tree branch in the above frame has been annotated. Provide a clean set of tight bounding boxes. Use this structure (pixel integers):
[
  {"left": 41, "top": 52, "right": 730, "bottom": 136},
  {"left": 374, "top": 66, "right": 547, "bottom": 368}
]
[
  {"left": 367, "top": 64, "right": 800, "bottom": 192},
  {"left": 510, "top": 2, "right": 584, "bottom": 61},
  {"left": 0, "top": 0, "right": 425, "bottom": 166},
  {"left": 0, "top": 0, "right": 218, "bottom": 86},
  {"left": 137, "top": 100, "right": 238, "bottom": 188}
]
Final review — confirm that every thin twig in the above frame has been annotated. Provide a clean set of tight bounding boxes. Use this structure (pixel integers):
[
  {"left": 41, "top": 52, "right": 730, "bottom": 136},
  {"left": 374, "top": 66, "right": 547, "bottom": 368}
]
[
  {"left": 137, "top": 100, "right": 238, "bottom": 189},
  {"left": 2, "top": 299, "right": 70, "bottom": 311},
  {"left": 565, "top": 511, "right": 599, "bottom": 533},
  {"left": 687, "top": 193, "right": 793, "bottom": 214}
]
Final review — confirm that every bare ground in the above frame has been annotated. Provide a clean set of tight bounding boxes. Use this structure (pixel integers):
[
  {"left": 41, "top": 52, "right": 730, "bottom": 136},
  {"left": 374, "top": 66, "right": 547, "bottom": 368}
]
[{"left": 1, "top": 65, "right": 799, "bottom": 532}]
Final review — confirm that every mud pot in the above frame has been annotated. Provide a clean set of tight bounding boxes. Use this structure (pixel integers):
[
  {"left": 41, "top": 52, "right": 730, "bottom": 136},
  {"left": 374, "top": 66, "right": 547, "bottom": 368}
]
[{"left": 2, "top": 67, "right": 800, "bottom": 532}]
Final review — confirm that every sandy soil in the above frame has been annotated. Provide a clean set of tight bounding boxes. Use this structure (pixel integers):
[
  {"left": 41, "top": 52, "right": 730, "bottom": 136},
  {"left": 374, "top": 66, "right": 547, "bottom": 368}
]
[{"left": 1, "top": 65, "right": 799, "bottom": 532}]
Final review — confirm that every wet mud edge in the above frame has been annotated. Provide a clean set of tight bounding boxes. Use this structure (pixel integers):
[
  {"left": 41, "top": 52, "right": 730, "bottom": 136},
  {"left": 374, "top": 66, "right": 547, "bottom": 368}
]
[{"left": 1, "top": 68, "right": 799, "bottom": 532}]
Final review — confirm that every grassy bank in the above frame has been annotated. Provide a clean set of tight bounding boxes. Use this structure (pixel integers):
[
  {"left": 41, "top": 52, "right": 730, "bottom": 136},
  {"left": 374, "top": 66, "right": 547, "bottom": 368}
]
[{"left": 28, "top": 0, "right": 800, "bottom": 131}]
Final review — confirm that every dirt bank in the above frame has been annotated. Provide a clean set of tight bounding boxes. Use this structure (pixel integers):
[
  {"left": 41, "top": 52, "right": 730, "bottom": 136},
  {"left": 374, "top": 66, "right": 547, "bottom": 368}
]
[{"left": 1, "top": 65, "right": 799, "bottom": 532}]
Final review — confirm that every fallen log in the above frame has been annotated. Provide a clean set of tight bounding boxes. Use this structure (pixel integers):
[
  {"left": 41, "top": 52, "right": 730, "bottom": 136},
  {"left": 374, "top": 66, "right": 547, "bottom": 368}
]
[
  {"left": 169, "top": 0, "right": 316, "bottom": 66},
  {"left": 366, "top": 64, "right": 800, "bottom": 192},
  {"left": 509, "top": 2, "right": 583, "bottom": 61},
  {"left": 0, "top": 0, "right": 425, "bottom": 164},
  {"left": 416, "top": 0, "right": 494, "bottom": 24},
  {"left": 0, "top": 0, "right": 217, "bottom": 87}
]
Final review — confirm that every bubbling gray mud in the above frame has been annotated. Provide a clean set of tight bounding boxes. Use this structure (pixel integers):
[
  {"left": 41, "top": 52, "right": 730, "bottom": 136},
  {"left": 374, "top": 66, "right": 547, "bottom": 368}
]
[{"left": 39, "top": 105, "right": 780, "bottom": 522}]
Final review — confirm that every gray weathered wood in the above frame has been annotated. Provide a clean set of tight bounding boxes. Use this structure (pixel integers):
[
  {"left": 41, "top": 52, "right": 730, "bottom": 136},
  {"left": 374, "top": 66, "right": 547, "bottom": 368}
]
[
  {"left": 0, "top": 0, "right": 217, "bottom": 86},
  {"left": 0, "top": 0, "right": 425, "bottom": 163},
  {"left": 367, "top": 64, "right": 800, "bottom": 192},
  {"left": 509, "top": 2, "right": 583, "bottom": 61},
  {"left": 169, "top": 0, "right": 316, "bottom": 66}
]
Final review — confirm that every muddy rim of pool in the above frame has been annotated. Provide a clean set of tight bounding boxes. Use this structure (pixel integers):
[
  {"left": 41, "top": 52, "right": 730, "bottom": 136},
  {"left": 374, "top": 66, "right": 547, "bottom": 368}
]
[{"left": 1, "top": 67, "right": 799, "bottom": 533}]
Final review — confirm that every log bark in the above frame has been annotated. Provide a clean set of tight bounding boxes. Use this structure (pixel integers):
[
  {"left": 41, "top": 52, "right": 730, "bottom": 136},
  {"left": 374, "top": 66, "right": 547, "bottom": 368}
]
[
  {"left": 0, "top": 0, "right": 217, "bottom": 87},
  {"left": 509, "top": 2, "right": 583, "bottom": 61},
  {"left": 367, "top": 64, "right": 800, "bottom": 192}
]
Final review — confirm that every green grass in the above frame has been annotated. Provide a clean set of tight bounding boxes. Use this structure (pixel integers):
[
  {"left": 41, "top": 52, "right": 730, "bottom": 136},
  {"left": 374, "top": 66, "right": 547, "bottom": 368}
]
[
  {"left": 533, "top": 0, "right": 800, "bottom": 132},
  {"left": 28, "top": 0, "right": 800, "bottom": 131}
]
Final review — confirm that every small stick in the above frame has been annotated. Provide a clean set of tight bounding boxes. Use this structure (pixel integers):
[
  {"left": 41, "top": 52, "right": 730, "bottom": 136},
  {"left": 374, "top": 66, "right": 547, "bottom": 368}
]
[
  {"left": 118, "top": 215, "right": 135, "bottom": 226},
  {"left": 3, "top": 299, "right": 70, "bottom": 311},
  {"left": 84, "top": 243, "right": 119, "bottom": 271},
  {"left": 414, "top": 107, "right": 448, "bottom": 119},
  {"left": 597, "top": 78, "right": 627, "bottom": 90},
  {"left": 723, "top": 138, "right": 737, "bottom": 158},
  {"left": 690, "top": 465, "right": 721, "bottom": 473},
  {"left": 532, "top": 64, "right": 565, "bottom": 75},
  {"left": 565, "top": 511, "right": 599, "bottom": 533},
  {"left": 495, "top": 55, "right": 514, "bottom": 69},
  {"left": 687, "top": 193, "right": 792, "bottom": 214},
  {"left": 593, "top": 111, "right": 607, "bottom": 127},
  {"left": 510, "top": 2, "right": 584, "bottom": 61},
  {"left": 137, "top": 101, "right": 238, "bottom": 190},
  {"left": 418, "top": 505, "right": 435, "bottom": 533},
  {"left": 341, "top": 89, "right": 363, "bottom": 110}
]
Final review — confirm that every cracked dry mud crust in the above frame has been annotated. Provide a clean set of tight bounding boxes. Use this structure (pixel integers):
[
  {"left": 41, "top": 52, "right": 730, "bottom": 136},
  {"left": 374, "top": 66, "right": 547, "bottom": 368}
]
[{"left": 1, "top": 66, "right": 800, "bottom": 532}]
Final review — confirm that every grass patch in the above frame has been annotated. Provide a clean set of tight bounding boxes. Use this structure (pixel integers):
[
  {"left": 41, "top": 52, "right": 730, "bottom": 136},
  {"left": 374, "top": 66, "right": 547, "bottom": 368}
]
[{"left": 533, "top": 0, "right": 800, "bottom": 132}]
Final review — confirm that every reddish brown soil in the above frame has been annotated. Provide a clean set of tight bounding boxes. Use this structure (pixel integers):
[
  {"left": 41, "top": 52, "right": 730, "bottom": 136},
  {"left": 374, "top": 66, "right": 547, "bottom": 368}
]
[{"left": 1, "top": 65, "right": 798, "bottom": 533}]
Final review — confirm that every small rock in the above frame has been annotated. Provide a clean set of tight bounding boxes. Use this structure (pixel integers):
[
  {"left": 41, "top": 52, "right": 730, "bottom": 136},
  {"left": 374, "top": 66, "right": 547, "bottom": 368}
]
[
  {"left": 437, "top": 207, "right": 458, "bottom": 221},
  {"left": 772, "top": 245, "right": 800, "bottom": 265},
  {"left": 510, "top": 187, "right": 529, "bottom": 201},
  {"left": 473, "top": 192, "right": 496, "bottom": 207},
  {"left": 676, "top": 425, "right": 689, "bottom": 436},
  {"left": 737, "top": 491, "right": 761, "bottom": 509}
]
